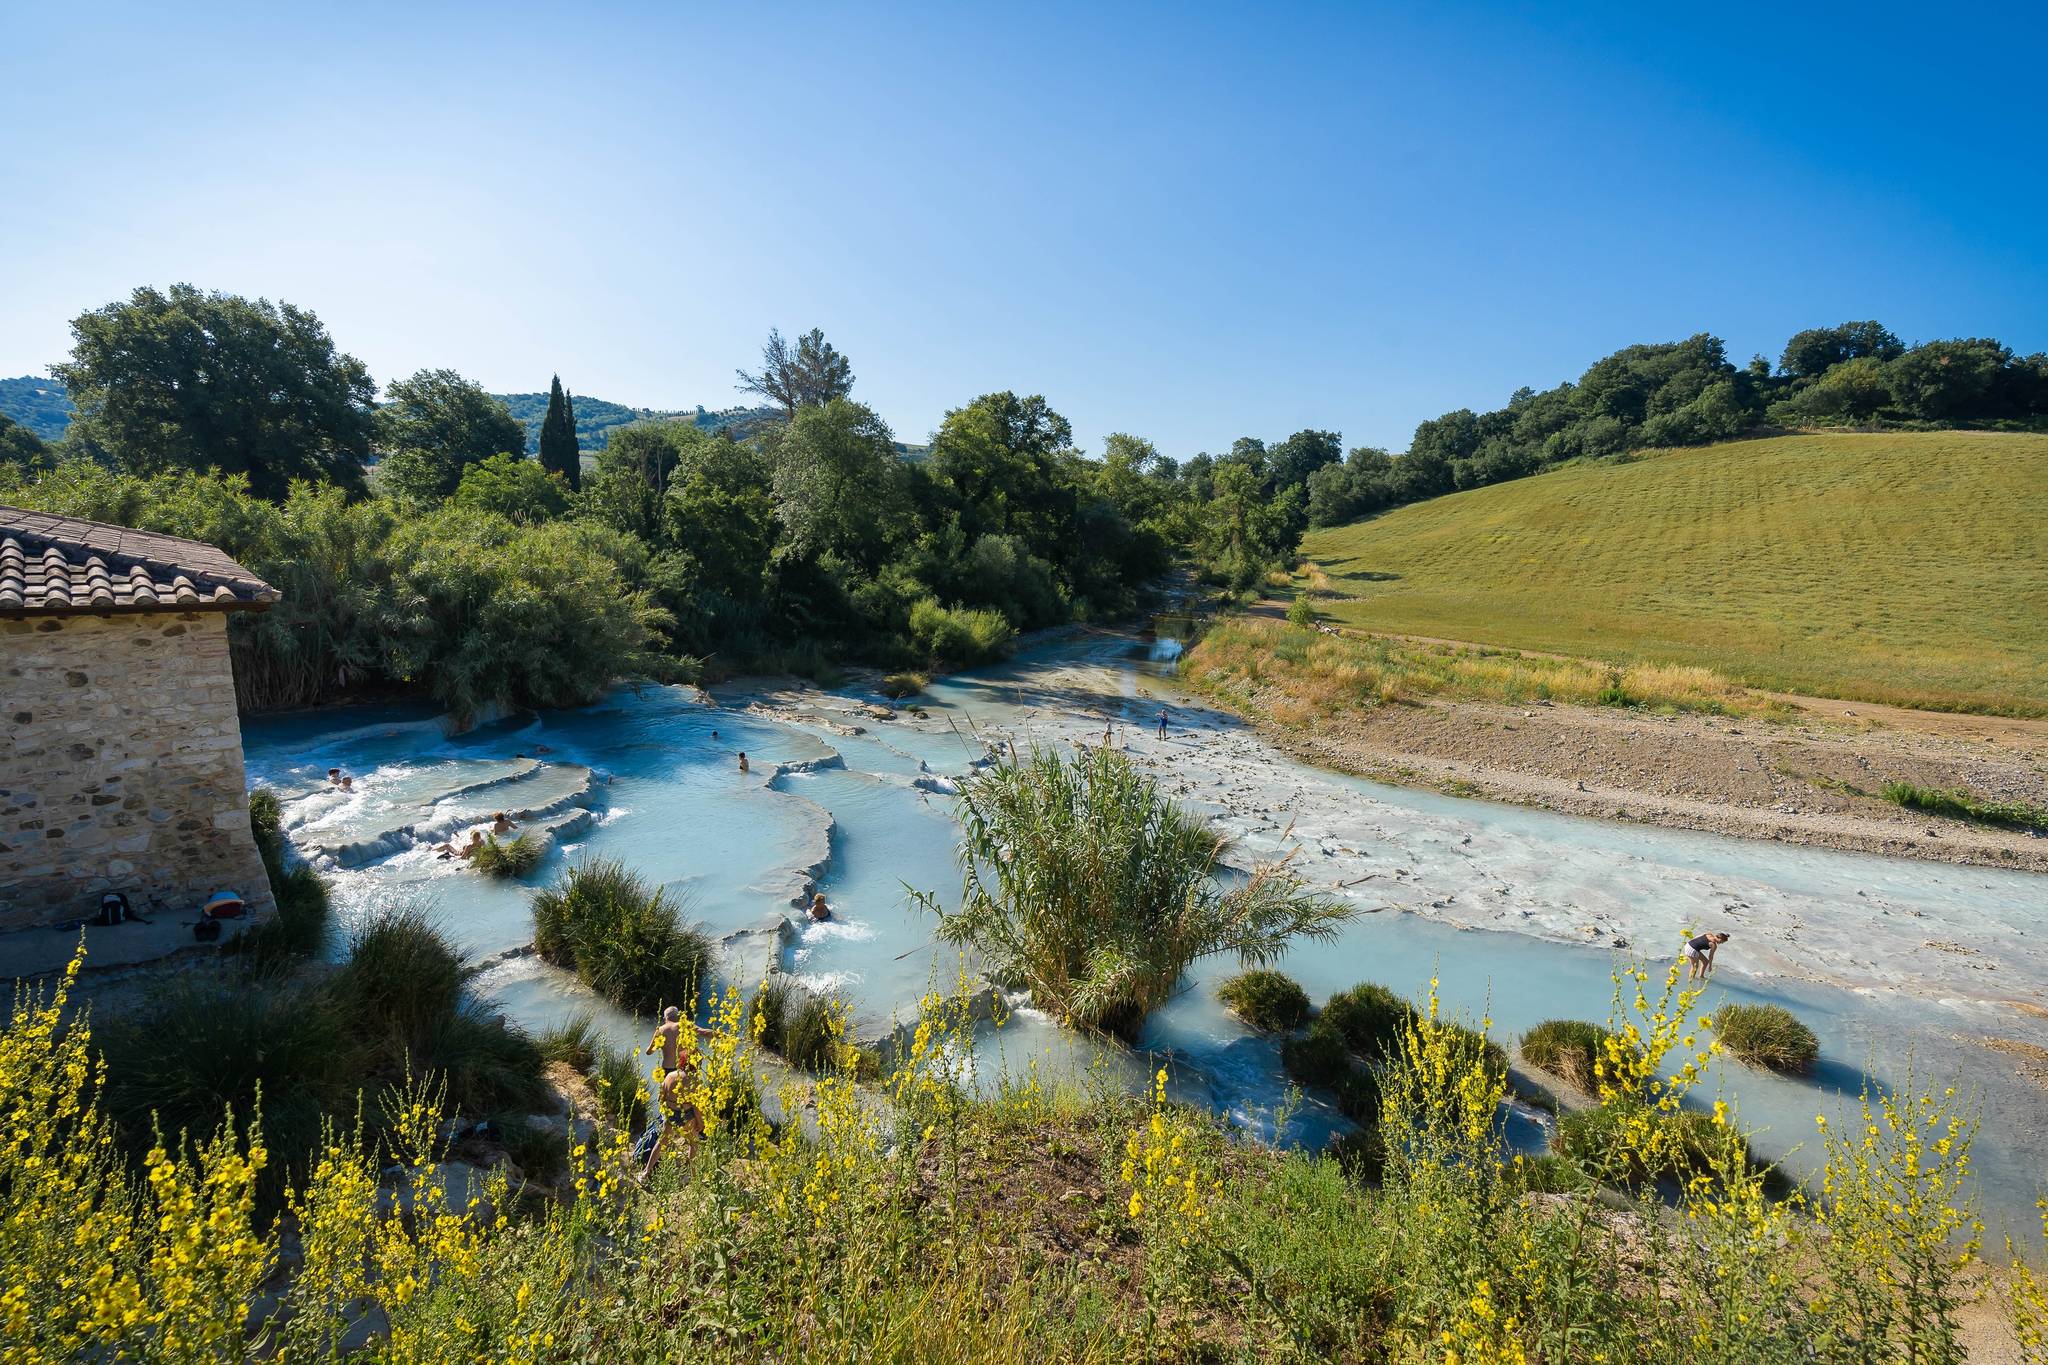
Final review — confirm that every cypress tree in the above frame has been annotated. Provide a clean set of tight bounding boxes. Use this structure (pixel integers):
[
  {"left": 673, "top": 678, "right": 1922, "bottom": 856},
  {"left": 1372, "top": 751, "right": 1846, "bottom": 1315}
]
[{"left": 539, "top": 374, "right": 580, "bottom": 490}]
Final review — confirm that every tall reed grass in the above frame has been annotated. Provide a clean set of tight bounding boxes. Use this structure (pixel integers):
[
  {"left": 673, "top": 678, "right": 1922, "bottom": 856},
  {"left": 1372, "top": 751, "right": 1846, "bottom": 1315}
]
[{"left": 531, "top": 858, "right": 713, "bottom": 1014}]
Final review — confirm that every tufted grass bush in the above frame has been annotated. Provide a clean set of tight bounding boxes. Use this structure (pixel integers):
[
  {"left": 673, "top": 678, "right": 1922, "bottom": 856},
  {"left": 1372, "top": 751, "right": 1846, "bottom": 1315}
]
[
  {"left": 472, "top": 831, "right": 545, "bottom": 878},
  {"left": 1520, "top": 1018, "right": 1620, "bottom": 1092},
  {"left": 781, "top": 991, "right": 848, "bottom": 1075},
  {"left": 879, "top": 670, "right": 930, "bottom": 699},
  {"left": 538, "top": 1010, "right": 602, "bottom": 1073},
  {"left": 1281, "top": 1018, "right": 1355, "bottom": 1088},
  {"left": 1556, "top": 1101, "right": 1749, "bottom": 1187},
  {"left": 232, "top": 786, "right": 331, "bottom": 965},
  {"left": 1714, "top": 1002, "right": 1821, "bottom": 1074},
  {"left": 1219, "top": 969, "right": 1312, "bottom": 1032},
  {"left": 1319, "top": 982, "right": 1420, "bottom": 1062},
  {"left": 532, "top": 858, "right": 713, "bottom": 1015}
]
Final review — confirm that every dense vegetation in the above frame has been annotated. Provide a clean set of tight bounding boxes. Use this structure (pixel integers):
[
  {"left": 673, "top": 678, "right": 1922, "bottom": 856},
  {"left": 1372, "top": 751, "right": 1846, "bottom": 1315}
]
[
  {"left": 1713, "top": 1002, "right": 1822, "bottom": 1074},
  {"left": 1296, "top": 432, "right": 2048, "bottom": 714},
  {"left": 0, "top": 284, "right": 1327, "bottom": 719},
  {"left": 530, "top": 859, "right": 713, "bottom": 1014},
  {"left": 1305, "top": 321, "right": 2048, "bottom": 528},
  {"left": 11, "top": 944, "right": 2026, "bottom": 1362},
  {"left": 914, "top": 745, "right": 1354, "bottom": 1036}
]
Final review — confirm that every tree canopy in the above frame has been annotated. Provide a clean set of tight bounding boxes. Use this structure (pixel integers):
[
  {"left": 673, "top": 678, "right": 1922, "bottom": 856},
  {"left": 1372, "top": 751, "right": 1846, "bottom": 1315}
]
[
  {"left": 373, "top": 368, "right": 526, "bottom": 502},
  {"left": 735, "top": 327, "right": 855, "bottom": 420},
  {"left": 52, "top": 284, "right": 375, "bottom": 500},
  {"left": 538, "top": 375, "right": 581, "bottom": 490}
]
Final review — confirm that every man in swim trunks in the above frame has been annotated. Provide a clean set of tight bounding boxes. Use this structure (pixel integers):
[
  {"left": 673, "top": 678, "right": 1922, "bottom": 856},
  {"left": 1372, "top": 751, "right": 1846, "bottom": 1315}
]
[
  {"left": 1685, "top": 931, "right": 1731, "bottom": 980},
  {"left": 640, "top": 1006, "right": 716, "bottom": 1180}
]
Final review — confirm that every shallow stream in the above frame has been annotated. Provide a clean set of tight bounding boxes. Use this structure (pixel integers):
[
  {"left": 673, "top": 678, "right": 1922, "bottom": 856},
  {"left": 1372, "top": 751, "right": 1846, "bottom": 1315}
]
[{"left": 243, "top": 632, "right": 2048, "bottom": 1232}]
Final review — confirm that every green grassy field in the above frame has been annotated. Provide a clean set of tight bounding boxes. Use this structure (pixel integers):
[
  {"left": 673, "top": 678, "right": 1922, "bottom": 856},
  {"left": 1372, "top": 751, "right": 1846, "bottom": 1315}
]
[{"left": 1299, "top": 431, "right": 2048, "bottom": 715}]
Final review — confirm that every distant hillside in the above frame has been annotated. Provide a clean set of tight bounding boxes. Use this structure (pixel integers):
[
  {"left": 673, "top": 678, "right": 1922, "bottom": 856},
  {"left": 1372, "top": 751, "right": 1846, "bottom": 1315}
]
[
  {"left": 0, "top": 376, "right": 74, "bottom": 441},
  {"left": 1298, "top": 431, "right": 2048, "bottom": 715},
  {"left": 492, "top": 392, "right": 781, "bottom": 453}
]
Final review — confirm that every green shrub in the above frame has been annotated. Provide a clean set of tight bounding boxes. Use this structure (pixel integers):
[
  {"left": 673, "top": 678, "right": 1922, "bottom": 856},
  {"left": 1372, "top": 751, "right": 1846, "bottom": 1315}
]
[
  {"left": 1286, "top": 594, "right": 1317, "bottom": 626},
  {"left": 1282, "top": 1020, "right": 1355, "bottom": 1089},
  {"left": 1319, "top": 983, "right": 1418, "bottom": 1062},
  {"left": 1509, "top": 1152, "right": 1590, "bottom": 1194},
  {"left": 908, "top": 597, "right": 1014, "bottom": 666},
  {"left": 249, "top": 787, "right": 286, "bottom": 878},
  {"left": 1325, "top": 1125, "right": 1387, "bottom": 1183},
  {"left": 748, "top": 978, "right": 797, "bottom": 1055},
  {"left": 1332, "top": 1067, "right": 1382, "bottom": 1124},
  {"left": 416, "top": 1005, "right": 550, "bottom": 1118},
  {"left": 879, "top": 671, "right": 930, "bottom": 699},
  {"left": 1556, "top": 1102, "right": 1748, "bottom": 1186},
  {"left": 95, "top": 975, "right": 363, "bottom": 1205},
  {"left": 332, "top": 905, "right": 473, "bottom": 1045},
  {"left": 232, "top": 787, "right": 331, "bottom": 965},
  {"left": 472, "top": 832, "right": 544, "bottom": 878},
  {"left": 915, "top": 745, "right": 1352, "bottom": 1036},
  {"left": 1714, "top": 1002, "right": 1821, "bottom": 1074},
  {"left": 537, "top": 1011, "right": 601, "bottom": 1072},
  {"left": 594, "top": 1043, "right": 649, "bottom": 1131},
  {"left": 1880, "top": 780, "right": 2047, "bottom": 831},
  {"left": 531, "top": 859, "right": 712, "bottom": 1014},
  {"left": 1219, "top": 969, "right": 1312, "bottom": 1032},
  {"left": 782, "top": 992, "right": 846, "bottom": 1074},
  {"left": 1520, "top": 1019, "right": 1618, "bottom": 1092}
]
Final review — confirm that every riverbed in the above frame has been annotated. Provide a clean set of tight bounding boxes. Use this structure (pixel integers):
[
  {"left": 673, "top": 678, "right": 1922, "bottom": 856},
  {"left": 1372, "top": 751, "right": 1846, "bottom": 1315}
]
[{"left": 243, "top": 630, "right": 2048, "bottom": 1232}]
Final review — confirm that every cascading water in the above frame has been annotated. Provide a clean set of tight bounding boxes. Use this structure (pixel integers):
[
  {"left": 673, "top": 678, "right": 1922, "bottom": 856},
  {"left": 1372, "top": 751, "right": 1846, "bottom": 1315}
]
[{"left": 242, "top": 632, "right": 2048, "bottom": 1231}]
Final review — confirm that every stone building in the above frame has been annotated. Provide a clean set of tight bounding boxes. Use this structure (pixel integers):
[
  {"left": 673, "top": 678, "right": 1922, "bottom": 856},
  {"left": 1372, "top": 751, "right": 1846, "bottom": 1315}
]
[{"left": 0, "top": 506, "right": 279, "bottom": 930}]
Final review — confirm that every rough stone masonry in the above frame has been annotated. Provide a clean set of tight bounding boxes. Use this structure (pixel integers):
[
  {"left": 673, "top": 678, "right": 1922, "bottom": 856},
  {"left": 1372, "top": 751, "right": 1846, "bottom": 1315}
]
[{"left": 0, "top": 611, "right": 275, "bottom": 928}]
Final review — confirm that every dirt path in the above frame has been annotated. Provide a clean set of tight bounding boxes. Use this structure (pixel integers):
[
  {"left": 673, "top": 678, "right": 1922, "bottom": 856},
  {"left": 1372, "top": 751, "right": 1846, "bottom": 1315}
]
[{"left": 1238, "top": 607, "right": 2048, "bottom": 873}]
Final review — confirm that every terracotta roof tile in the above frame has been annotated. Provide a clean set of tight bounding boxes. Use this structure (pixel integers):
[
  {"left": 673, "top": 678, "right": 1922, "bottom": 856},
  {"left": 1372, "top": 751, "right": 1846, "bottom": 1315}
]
[{"left": 0, "top": 505, "right": 279, "bottom": 617}]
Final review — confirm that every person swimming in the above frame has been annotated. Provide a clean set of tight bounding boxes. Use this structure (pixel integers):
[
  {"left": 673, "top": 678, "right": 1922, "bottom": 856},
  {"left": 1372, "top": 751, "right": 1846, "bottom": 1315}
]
[
  {"left": 491, "top": 811, "right": 517, "bottom": 835},
  {"left": 738, "top": 751, "right": 750, "bottom": 774},
  {"left": 809, "top": 893, "right": 832, "bottom": 923}
]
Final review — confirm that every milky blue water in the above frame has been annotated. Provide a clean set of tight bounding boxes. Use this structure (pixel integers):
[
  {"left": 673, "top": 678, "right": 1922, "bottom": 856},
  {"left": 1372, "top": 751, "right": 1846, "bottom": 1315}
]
[{"left": 241, "top": 636, "right": 2048, "bottom": 1231}]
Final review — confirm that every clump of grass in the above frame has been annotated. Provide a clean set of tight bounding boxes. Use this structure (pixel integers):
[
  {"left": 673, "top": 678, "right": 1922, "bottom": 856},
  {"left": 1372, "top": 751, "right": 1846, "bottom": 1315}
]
[
  {"left": 537, "top": 1011, "right": 601, "bottom": 1072},
  {"left": 1319, "top": 982, "right": 1419, "bottom": 1063},
  {"left": 472, "top": 832, "right": 545, "bottom": 878},
  {"left": 782, "top": 992, "right": 847, "bottom": 1074},
  {"left": 1219, "top": 969, "right": 1311, "bottom": 1032},
  {"left": 332, "top": 904, "right": 474, "bottom": 1044},
  {"left": 1557, "top": 1102, "right": 1750, "bottom": 1187},
  {"left": 914, "top": 745, "right": 1355, "bottom": 1036},
  {"left": 1714, "top": 1002, "right": 1821, "bottom": 1074},
  {"left": 1281, "top": 1019, "right": 1354, "bottom": 1088},
  {"left": 1285, "top": 594, "right": 1317, "bottom": 627},
  {"left": 532, "top": 859, "right": 713, "bottom": 1015},
  {"left": 232, "top": 787, "right": 331, "bottom": 965},
  {"left": 1880, "top": 780, "right": 2048, "bottom": 831},
  {"left": 879, "top": 671, "right": 930, "bottom": 699},
  {"left": 593, "top": 1043, "right": 649, "bottom": 1130},
  {"left": 1520, "top": 1019, "right": 1619, "bottom": 1092},
  {"left": 748, "top": 977, "right": 797, "bottom": 1055}
]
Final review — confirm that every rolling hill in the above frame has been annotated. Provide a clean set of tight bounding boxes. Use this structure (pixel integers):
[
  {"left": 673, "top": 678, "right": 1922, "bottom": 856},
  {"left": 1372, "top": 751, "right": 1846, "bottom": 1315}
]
[
  {"left": 1298, "top": 431, "right": 2048, "bottom": 715},
  {"left": 0, "top": 376, "right": 74, "bottom": 441}
]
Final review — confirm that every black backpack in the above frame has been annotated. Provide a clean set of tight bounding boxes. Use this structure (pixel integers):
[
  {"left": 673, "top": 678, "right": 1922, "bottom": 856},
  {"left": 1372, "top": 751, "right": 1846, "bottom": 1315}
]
[{"left": 96, "top": 892, "right": 130, "bottom": 927}]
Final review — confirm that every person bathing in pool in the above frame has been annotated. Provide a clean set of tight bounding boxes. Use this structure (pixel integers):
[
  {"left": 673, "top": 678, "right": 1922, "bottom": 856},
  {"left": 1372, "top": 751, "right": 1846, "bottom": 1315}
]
[{"left": 1686, "top": 931, "right": 1731, "bottom": 980}]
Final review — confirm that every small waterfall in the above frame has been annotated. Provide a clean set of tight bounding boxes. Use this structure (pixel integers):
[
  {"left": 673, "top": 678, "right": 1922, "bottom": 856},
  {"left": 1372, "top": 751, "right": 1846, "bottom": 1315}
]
[{"left": 1148, "top": 636, "right": 1184, "bottom": 663}]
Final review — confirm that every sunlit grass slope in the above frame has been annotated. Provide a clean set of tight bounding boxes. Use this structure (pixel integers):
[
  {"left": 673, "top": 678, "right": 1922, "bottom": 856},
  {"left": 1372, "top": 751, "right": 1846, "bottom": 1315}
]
[{"left": 1300, "top": 431, "right": 2048, "bottom": 714}]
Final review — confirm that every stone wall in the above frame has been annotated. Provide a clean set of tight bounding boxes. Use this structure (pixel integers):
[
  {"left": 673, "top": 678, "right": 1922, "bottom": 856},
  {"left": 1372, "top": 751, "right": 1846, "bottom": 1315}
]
[{"left": 0, "top": 611, "right": 275, "bottom": 929}]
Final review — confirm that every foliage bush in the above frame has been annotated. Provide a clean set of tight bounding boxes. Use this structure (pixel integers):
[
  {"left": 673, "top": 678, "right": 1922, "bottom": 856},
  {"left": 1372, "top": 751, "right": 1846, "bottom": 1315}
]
[
  {"left": 1520, "top": 1018, "right": 1620, "bottom": 1091},
  {"left": 1556, "top": 1101, "right": 1749, "bottom": 1187},
  {"left": 537, "top": 1010, "right": 601, "bottom": 1073},
  {"left": 1319, "top": 982, "right": 1419, "bottom": 1062},
  {"left": 915, "top": 745, "right": 1355, "bottom": 1036},
  {"left": 1218, "top": 969, "right": 1311, "bottom": 1032},
  {"left": 1281, "top": 1018, "right": 1355, "bottom": 1088},
  {"left": 5, "top": 950, "right": 2015, "bottom": 1363},
  {"left": 878, "top": 670, "right": 930, "bottom": 699},
  {"left": 231, "top": 787, "right": 331, "bottom": 965},
  {"left": 532, "top": 858, "right": 712, "bottom": 1014},
  {"left": 907, "top": 597, "right": 1013, "bottom": 666},
  {"left": 1285, "top": 593, "right": 1317, "bottom": 626},
  {"left": 471, "top": 831, "right": 544, "bottom": 878},
  {"left": 781, "top": 991, "right": 847, "bottom": 1075},
  {"left": 1713, "top": 1002, "right": 1821, "bottom": 1074}
]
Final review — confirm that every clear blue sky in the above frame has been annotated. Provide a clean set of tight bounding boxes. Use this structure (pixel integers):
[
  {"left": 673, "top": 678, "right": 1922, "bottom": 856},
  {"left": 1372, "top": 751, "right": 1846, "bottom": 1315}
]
[{"left": 4, "top": 1, "right": 2044, "bottom": 456}]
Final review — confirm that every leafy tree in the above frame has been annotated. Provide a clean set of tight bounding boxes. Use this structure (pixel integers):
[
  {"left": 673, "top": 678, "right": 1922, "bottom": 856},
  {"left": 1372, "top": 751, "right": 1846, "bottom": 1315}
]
[
  {"left": 581, "top": 420, "right": 708, "bottom": 543},
  {"left": 450, "top": 453, "right": 571, "bottom": 524},
  {"left": 538, "top": 375, "right": 581, "bottom": 490},
  {"left": 766, "top": 399, "right": 906, "bottom": 568},
  {"left": 1769, "top": 356, "right": 1893, "bottom": 424},
  {"left": 1883, "top": 339, "right": 2010, "bottom": 421},
  {"left": 52, "top": 284, "right": 374, "bottom": 500},
  {"left": 1266, "top": 428, "right": 1343, "bottom": 491},
  {"left": 373, "top": 369, "right": 525, "bottom": 501},
  {"left": 657, "top": 438, "right": 779, "bottom": 648},
  {"left": 0, "top": 412, "right": 47, "bottom": 471},
  {"left": 735, "top": 327, "right": 855, "bottom": 420},
  {"left": 1197, "top": 458, "right": 1299, "bottom": 590},
  {"left": 926, "top": 391, "right": 1076, "bottom": 560},
  {"left": 1779, "top": 321, "right": 1904, "bottom": 379}
]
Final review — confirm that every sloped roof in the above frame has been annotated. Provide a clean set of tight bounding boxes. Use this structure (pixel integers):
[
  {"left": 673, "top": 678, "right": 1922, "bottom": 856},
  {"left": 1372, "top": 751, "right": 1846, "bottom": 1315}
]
[{"left": 0, "top": 506, "right": 279, "bottom": 616}]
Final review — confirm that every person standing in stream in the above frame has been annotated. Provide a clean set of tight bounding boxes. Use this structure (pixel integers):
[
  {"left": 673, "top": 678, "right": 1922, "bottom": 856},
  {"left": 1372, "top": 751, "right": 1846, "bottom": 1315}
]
[{"left": 1686, "top": 931, "right": 1731, "bottom": 980}]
